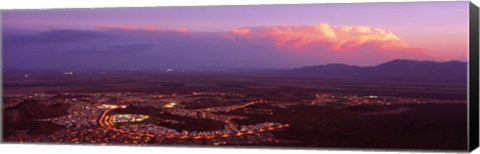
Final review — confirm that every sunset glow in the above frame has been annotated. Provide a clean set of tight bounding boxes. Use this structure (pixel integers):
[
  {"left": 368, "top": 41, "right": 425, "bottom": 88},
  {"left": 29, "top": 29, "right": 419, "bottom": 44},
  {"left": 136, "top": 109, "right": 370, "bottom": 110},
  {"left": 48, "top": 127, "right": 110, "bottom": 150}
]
[
  {"left": 2, "top": 2, "right": 469, "bottom": 69},
  {"left": 229, "top": 23, "right": 412, "bottom": 51}
]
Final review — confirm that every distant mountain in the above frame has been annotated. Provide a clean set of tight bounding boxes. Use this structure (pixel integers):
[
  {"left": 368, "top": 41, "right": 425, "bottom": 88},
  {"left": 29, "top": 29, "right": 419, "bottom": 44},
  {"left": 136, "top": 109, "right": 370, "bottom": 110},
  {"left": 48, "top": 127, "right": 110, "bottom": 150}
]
[
  {"left": 3, "top": 67, "right": 28, "bottom": 73},
  {"left": 290, "top": 59, "right": 467, "bottom": 81}
]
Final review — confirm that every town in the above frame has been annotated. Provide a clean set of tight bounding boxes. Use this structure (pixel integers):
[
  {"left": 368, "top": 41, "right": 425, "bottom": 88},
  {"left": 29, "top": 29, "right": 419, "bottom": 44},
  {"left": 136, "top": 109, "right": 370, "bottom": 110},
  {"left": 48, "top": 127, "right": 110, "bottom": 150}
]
[{"left": 3, "top": 91, "right": 467, "bottom": 145}]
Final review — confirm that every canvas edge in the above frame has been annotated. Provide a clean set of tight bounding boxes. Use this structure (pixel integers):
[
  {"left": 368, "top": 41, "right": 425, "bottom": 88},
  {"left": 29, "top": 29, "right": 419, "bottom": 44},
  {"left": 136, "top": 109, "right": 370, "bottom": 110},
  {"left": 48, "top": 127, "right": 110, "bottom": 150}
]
[
  {"left": 469, "top": 1, "right": 479, "bottom": 152},
  {"left": 0, "top": 1, "right": 475, "bottom": 152}
]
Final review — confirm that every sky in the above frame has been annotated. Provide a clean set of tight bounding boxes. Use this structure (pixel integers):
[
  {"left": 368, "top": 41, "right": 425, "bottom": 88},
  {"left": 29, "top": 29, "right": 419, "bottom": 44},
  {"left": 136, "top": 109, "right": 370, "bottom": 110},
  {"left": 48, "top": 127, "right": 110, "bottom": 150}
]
[{"left": 1, "top": 1, "right": 470, "bottom": 70}]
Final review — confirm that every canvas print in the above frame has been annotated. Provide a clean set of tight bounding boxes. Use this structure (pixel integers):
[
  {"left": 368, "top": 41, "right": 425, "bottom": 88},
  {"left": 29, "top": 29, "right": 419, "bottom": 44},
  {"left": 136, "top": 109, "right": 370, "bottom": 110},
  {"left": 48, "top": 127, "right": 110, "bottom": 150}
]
[{"left": 1, "top": 2, "right": 471, "bottom": 151}]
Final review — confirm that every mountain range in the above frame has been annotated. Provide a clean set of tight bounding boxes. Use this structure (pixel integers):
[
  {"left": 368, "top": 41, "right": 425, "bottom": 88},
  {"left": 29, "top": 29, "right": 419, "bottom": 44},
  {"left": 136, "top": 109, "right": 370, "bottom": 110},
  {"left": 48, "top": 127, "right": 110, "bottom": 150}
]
[
  {"left": 290, "top": 59, "right": 467, "bottom": 81},
  {"left": 3, "top": 59, "right": 469, "bottom": 81}
]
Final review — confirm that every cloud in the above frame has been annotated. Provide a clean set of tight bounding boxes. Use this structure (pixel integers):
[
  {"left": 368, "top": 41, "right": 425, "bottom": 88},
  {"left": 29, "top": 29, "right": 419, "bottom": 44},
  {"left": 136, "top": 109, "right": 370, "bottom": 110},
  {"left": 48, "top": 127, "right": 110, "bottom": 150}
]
[
  {"left": 177, "top": 28, "right": 190, "bottom": 33},
  {"left": 228, "top": 23, "right": 421, "bottom": 53},
  {"left": 4, "top": 29, "right": 107, "bottom": 45},
  {"left": 108, "top": 43, "right": 157, "bottom": 51},
  {"left": 99, "top": 24, "right": 190, "bottom": 33},
  {"left": 3, "top": 24, "right": 432, "bottom": 70}
]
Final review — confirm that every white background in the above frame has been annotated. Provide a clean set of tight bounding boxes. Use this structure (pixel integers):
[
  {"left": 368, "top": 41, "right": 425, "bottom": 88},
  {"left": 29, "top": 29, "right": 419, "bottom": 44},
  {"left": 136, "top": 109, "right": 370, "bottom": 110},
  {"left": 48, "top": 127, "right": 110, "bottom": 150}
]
[{"left": 0, "top": 0, "right": 478, "bottom": 154}]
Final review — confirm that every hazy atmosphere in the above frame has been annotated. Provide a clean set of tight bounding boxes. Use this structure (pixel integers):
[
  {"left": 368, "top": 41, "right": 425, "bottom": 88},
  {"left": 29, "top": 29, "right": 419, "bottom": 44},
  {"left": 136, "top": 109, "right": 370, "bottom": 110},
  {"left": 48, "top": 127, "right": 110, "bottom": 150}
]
[{"left": 2, "top": 2, "right": 468, "bottom": 70}]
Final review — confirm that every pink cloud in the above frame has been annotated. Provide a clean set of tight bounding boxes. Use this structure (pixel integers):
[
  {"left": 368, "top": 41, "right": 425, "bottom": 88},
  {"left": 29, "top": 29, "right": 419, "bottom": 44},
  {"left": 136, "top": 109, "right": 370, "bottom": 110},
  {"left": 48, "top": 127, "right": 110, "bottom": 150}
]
[
  {"left": 177, "top": 28, "right": 190, "bottom": 33},
  {"left": 231, "top": 28, "right": 251, "bottom": 35},
  {"left": 226, "top": 23, "right": 429, "bottom": 65},
  {"left": 99, "top": 24, "right": 190, "bottom": 33},
  {"left": 228, "top": 23, "right": 423, "bottom": 52}
]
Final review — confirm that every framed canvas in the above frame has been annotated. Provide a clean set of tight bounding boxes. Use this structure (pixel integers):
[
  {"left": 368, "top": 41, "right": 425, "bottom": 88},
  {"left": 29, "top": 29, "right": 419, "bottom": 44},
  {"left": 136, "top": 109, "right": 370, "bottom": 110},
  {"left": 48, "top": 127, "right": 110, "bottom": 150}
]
[{"left": 1, "top": 1, "right": 479, "bottom": 152}]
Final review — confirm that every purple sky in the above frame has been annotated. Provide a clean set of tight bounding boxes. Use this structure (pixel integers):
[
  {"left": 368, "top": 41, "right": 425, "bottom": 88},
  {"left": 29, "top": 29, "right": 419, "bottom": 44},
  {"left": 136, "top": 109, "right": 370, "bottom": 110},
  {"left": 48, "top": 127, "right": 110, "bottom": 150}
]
[{"left": 2, "top": 2, "right": 470, "bottom": 70}]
